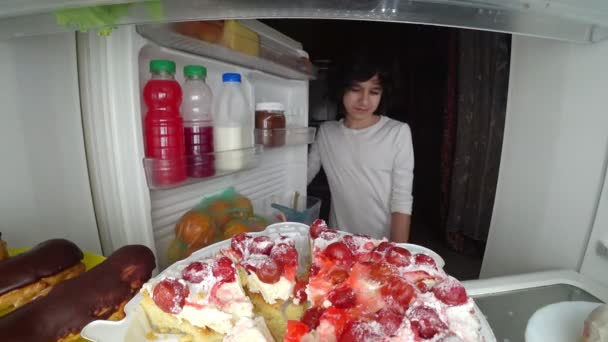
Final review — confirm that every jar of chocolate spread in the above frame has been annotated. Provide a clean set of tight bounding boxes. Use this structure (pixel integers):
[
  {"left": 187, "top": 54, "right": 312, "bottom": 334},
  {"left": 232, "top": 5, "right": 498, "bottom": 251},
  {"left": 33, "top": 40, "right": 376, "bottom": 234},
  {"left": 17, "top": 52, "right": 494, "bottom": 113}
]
[{"left": 255, "top": 102, "right": 286, "bottom": 147}]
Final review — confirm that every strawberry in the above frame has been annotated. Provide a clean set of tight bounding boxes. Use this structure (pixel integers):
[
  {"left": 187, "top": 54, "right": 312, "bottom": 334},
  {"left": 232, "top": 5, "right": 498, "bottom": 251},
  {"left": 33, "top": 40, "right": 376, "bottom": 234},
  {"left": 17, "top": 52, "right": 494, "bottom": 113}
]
[
  {"left": 324, "top": 242, "right": 355, "bottom": 265},
  {"left": 181, "top": 261, "right": 210, "bottom": 283},
  {"left": 408, "top": 306, "right": 447, "bottom": 339},
  {"left": 253, "top": 256, "right": 283, "bottom": 283},
  {"left": 152, "top": 278, "right": 189, "bottom": 314},
  {"left": 401, "top": 270, "right": 434, "bottom": 284},
  {"left": 339, "top": 320, "right": 382, "bottom": 342},
  {"left": 320, "top": 307, "right": 349, "bottom": 338},
  {"left": 285, "top": 320, "right": 310, "bottom": 342},
  {"left": 381, "top": 276, "right": 416, "bottom": 310},
  {"left": 414, "top": 253, "right": 437, "bottom": 268},
  {"left": 374, "top": 241, "right": 393, "bottom": 253},
  {"left": 302, "top": 306, "right": 325, "bottom": 329},
  {"left": 212, "top": 256, "right": 236, "bottom": 282},
  {"left": 310, "top": 219, "right": 329, "bottom": 238},
  {"left": 293, "top": 277, "right": 308, "bottom": 302},
  {"left": 318, "top": 230, "right": 339, "bottom": 241},
  {"left": 416, "top": 278, "right": 440, "bottom": 293},
  {"left": 230, "top": 233, "right": 250, "bottom": 255},
  {"left": 249, "top": 236, "right": 274, "bottom": 255},
  {"left": 386, "top": 246, "right": 412, "bottom": 267},
  {"left": 432, "top": 277, "right": 468, "bottom": 306},
  {"left": 328, "top": 269, "right": 350, "bottom": 285},
  {"left": 270, "top": 242, "right": 298, "bottom": 278},
  {"left": 375, "top": 308, "right": 404, "bottom": 336},
  {"left": 368, "top": 262, "right": 396, "bottom": 283},
  {"left": 327, "top": 284, "right": 356, "bottom": 309},
  {"left": 342, "top": 235, "right": 358, "bottom": 251}
]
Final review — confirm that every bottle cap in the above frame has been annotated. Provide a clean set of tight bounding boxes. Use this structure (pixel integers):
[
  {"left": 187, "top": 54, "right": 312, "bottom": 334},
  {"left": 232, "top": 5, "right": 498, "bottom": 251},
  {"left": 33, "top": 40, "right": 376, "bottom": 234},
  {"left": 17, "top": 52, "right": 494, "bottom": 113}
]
[
  {"left": 255, "top": 102, "right": 285, "bottom": 112},
  {"left": 222, "top": 73, "right": 241, "bottom": 83},
  {"left": 150, "top": 60, "right": 176, "bottom": 73},
  {"left": 184, "top": 65, "right": 207, "bottom": 78}
]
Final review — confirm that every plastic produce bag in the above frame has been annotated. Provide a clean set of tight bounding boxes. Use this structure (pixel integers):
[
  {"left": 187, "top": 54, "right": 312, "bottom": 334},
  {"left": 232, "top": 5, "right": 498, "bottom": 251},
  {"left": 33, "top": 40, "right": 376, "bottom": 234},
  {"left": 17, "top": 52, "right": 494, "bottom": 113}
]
[{"left": 167, "top": 187, "right": 269, "bottom": 263}]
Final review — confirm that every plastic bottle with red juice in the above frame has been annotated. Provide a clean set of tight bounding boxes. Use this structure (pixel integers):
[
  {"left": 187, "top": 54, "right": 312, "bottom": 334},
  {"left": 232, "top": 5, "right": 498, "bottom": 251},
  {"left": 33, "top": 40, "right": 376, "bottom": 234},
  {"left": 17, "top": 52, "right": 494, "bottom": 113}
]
[
  {"left": 143, "top": 59, "right": 187, "bottom": 186},
  {"left": 182, "top": 65, "right": 215, "bottom": 178}
]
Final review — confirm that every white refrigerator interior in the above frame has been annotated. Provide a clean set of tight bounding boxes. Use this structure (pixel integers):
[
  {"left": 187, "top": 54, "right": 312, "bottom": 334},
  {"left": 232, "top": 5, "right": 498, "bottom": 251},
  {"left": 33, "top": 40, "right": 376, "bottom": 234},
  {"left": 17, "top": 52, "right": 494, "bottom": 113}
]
[
  {"left": 0, "top": 2, "right": 607, "bottom": 341},
  {"left": 0, "top": 32, "right": 101, "bottom": 254},
  {"left": 481, "top": 35, "right": 608, "bottom": 279}
]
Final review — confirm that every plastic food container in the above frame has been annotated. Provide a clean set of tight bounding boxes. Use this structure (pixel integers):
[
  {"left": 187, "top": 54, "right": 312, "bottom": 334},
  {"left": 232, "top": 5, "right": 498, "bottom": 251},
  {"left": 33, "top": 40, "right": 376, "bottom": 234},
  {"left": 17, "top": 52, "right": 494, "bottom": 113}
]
[
  {"left": 263, "top": 193, "right": 321, "bottom": 225},
  {"left": 81, "top": 223, "right": 494, "bottom": 342},
  {"left": 174, "top": 20, "right": 260, "bottom": 56},
  {"left": 255, "top": 102, "right": 286, "bottom": 147}
]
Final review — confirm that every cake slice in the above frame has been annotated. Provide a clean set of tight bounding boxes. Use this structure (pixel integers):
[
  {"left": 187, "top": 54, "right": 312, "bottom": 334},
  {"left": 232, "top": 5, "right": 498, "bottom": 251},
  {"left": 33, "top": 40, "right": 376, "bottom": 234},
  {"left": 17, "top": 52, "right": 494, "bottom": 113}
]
[
  {"left": 285, "top": 220, "right": 482, "bottom": 342},
  {"left": 140, "top": 255, "right": 273, "bottom": 341},
  {"left": 222, "top": 233, "right": 306, "bottom": 341}
]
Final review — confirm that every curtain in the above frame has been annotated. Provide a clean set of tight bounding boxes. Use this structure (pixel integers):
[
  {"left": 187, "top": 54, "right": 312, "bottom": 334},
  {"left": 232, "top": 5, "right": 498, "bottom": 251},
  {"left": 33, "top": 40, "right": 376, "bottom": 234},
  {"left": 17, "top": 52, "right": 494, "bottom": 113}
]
[{"left": 442, "top": 30, "right": 511, "bottom": 252}]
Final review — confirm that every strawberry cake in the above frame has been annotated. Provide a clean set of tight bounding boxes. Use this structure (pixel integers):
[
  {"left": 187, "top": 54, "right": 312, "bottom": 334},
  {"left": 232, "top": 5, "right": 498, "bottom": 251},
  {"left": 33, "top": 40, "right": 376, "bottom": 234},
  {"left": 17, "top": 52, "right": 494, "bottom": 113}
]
[
  {"left": 284, "top": 220, "right": 482, "bottom": 342},
  {"left": 140, "top": 255, "right": 274, "bottom": 341},
  {"left": 139, "top": 220, "right": 485, "bottom": 341},
  {"left": 222, "top": 233, "right": 307, "bottom": 341}
]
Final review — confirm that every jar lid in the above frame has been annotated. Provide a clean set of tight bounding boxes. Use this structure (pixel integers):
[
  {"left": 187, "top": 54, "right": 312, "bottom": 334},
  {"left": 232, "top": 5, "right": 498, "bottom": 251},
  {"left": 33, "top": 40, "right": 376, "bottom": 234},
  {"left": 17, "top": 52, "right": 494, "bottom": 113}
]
[{"left": 255, "top": 102, "right": 285, "bottom": 112}]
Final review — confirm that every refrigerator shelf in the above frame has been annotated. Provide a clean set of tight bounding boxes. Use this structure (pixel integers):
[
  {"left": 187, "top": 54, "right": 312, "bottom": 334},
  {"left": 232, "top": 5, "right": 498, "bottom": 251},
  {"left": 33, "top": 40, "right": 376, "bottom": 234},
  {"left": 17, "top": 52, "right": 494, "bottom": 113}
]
[
  {"left": 143, "top": 145, "right": 263, "bottom": 190},
  {"left": 136, "top": 23, "right": 315, "bottom": 81},
  {"left": 255, "top": 126, "right": 316, "bottom": 148}
]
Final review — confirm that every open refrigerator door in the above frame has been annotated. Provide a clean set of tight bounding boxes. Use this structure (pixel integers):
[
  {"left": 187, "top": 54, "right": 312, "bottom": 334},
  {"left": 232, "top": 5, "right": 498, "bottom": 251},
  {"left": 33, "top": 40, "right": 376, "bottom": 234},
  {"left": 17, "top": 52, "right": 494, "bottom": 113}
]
[{"left": 78, "top": 20, "right": 314, "bottom": 269}]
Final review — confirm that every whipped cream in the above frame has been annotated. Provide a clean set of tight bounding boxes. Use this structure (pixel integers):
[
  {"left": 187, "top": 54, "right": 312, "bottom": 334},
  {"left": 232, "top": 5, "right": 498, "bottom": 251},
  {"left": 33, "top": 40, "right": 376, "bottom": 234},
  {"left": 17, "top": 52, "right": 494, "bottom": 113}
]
[
  {"left": 142, "top": 258, "right": 254, "bottom": 335},
  {"left": 179, "top": 306, "right": 233, "bottom": 334},
  {"left": 246, "top": 272, "right": 293, "bottom": 304},
  {"left": 388, "top": 319, "right": 417, "bottom": 342},
  {"left": 406, "top": 293, "right": 480, "bottom": 342},
  {"left": 223, "top": 317, "right": 274, "bottom": 342}
]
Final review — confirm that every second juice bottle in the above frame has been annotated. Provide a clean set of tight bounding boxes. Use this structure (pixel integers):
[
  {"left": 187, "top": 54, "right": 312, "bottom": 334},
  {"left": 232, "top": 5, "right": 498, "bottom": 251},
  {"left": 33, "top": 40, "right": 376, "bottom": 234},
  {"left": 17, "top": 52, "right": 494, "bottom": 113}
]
[{"left": 182, "top": 65, "right": 215, "bottom": 178}]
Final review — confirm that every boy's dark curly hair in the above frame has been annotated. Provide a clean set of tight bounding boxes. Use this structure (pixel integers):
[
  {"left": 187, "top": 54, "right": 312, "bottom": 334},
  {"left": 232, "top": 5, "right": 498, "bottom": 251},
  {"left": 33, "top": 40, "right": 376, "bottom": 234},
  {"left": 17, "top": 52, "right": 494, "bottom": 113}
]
[{"left": 332, "top": 48, "right": 392, "bottom": 118}]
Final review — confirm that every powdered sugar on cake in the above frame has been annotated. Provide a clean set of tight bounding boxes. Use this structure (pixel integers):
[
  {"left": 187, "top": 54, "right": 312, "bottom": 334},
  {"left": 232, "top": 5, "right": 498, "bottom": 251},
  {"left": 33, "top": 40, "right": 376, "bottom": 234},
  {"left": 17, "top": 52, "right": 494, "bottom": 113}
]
[
  {"left": 222, "top": 233, "right": 298, "bottom": 304},
  {"left": 141, "top": 256, "right": 265, "bottom": 337},
  {"left": 140, "top": 219, "right": 485, "bottom": 342},
  {"left": 284, "top": 219, "right": 483, "bottom": 342}
]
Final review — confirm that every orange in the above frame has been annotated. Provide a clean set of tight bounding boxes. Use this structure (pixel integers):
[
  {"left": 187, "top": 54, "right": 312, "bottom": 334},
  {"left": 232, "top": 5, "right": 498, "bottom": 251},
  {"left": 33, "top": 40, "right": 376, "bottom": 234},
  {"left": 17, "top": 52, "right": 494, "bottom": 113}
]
[
  {"left": 230, "top": 195, "right": 254, "bottom": 219},
  {"left": 244, "top": 215, "right": 270, "bottom": 232},
  {"left": 167, "top": 238, "right": 188, "bottom": 263},
  {"left": 175, "top": 210, "right": 216, "bottom": 255},
  {"left": 222, "top": 219, "right": 250, "bottom": 240},
  {"left": 207, "top": 199, "right": 232, "bottom": 227}
]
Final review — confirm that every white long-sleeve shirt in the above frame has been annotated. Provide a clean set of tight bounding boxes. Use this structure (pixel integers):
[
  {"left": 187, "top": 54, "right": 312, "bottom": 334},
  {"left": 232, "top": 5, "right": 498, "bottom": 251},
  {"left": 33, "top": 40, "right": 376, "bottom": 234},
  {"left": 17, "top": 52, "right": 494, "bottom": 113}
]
[{"left": 307, "top": 115, "right": 414, "bottom": 239}]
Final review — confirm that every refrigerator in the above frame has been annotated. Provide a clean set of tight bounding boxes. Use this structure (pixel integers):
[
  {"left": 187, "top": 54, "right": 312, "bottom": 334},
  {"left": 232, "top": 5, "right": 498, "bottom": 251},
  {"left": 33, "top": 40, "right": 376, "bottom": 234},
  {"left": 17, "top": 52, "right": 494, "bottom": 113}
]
[{"left": 1, "top": 1, "right": 608, "bottom": 341}]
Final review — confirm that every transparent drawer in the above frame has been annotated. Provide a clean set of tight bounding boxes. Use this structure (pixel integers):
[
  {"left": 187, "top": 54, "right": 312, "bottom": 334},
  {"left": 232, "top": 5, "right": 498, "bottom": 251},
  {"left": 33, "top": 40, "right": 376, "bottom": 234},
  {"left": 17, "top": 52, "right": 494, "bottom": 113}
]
[
  {"left": 143, "top": 145, "right": 263, "bottom": 190},
  {"left": 254, "top": 126, "right": 316, "bottom": 148}
]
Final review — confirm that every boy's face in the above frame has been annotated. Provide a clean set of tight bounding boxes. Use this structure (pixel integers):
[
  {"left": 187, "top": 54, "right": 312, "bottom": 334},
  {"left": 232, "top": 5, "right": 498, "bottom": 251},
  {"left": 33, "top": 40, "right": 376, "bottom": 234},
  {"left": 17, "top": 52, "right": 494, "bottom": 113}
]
[{"left": 343, "top": 74, "right": 383, "bottom": 121}]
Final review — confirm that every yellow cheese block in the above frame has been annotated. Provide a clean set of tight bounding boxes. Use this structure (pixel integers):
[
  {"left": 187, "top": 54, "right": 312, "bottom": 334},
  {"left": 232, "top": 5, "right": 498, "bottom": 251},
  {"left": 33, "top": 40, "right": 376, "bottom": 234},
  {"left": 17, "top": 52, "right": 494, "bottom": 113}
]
[{"left": 221, "top": 20, "right": 260, "bottom": 56}]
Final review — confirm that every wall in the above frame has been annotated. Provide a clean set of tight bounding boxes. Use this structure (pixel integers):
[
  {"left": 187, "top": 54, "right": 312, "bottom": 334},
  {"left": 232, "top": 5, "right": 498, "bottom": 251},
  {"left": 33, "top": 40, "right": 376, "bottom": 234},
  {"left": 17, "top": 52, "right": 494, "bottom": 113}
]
[
  {"left": 0, "top": 33, "right": 101, "bottom": 253},
  {"left": 481, "top": 36, "right": 608, "bottom": 278}
]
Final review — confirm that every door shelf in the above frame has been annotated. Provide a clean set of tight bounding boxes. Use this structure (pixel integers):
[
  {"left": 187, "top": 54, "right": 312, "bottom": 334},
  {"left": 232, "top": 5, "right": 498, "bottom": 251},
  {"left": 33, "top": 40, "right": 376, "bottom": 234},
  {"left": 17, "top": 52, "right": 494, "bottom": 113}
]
[
  {"left": 143, "top": 145, "right": 263, "bottom": 190},
  {"left": 136, "top": 23, "right": 315, "bottom": 80},
  {"left": 255, "top": 126, "right": 316, "bottom": 148}
]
